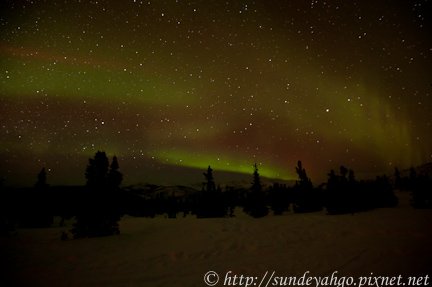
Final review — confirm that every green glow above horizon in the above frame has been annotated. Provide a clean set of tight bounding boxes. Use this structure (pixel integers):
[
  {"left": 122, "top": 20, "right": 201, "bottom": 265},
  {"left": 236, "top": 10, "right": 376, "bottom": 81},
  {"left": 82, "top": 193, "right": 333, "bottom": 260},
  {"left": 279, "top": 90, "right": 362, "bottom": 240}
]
[{"left": 152, "top": 149, "right": 295, "bottom": 180}]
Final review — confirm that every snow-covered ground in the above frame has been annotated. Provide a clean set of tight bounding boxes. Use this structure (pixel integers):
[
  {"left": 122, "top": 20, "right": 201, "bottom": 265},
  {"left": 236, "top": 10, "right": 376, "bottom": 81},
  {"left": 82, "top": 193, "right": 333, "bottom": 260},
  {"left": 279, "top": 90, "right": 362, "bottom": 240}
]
[{"left": 1, "top": 192, "right": 431, "bottom": 287}]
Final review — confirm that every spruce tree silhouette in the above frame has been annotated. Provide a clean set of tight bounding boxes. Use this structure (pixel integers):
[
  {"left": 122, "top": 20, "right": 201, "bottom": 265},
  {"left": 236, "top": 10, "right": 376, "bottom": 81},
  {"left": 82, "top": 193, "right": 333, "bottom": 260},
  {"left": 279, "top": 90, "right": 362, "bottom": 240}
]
[
  {"left": 195, "top": 166, "right": 227, "bottom": 218},
  {"left": 327, "top": 169, "right": 337, "bottom": 187},
  {"left": 85, "top": 151, "right": 109, "bottom": 189},
  {"left": 244, "top": 163, "right": 268, "bottom": 218},
  {"left": 293, "top": 161, "right": 321, "bottom": 212},
  {"left": 108, "top": 156, "right": 123, "bottom": 188},
  {"left": 72, "top": 151, "right": 121, "bottom": 238},
  {"left": 203, "top": 166, "right": 216, "bottom": 192},
  {"left": 251, "top": 163, "right": 262, "bottom": 192},
  {"left": 324, "top": 165, "right": 399, "bottom": 213},
  {"left": 35, "top": 167, "right": 48, "bottom": 189},
  {"left": 23, "top": 167, "right": 53, "bottom": 227},
  {"left": 325, "top": 166, "right": 354, "bottom": 214},
  {"left": 340, "top": 165, "right": 348, "bottom": 181},
  {"left": 295, "top": 161, "right": 312, "bottom": 189}
]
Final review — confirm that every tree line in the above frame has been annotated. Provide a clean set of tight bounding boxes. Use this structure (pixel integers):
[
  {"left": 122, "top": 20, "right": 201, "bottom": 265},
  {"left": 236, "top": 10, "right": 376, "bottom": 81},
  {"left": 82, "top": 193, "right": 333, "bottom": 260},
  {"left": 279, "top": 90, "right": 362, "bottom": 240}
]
[{"left": 1, "top": 151, "right": 431, "bottom": 238}]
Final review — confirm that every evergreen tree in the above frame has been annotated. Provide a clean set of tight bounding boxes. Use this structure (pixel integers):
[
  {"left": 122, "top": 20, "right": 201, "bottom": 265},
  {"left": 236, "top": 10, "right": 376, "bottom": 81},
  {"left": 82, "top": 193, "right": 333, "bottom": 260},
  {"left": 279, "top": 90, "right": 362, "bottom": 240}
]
[
  {"left": 251, "top": 163, "right": 262, "bottom": 192},
  {"left": 26, "top": 167, "right": 53, "bottom": 227},
  {"left": 108, "top": 156, "right": 123, "bottom": 189},
  {"left": 340, "top": 165, "right": 348, "bottom": 181},
  {"left": 72, "top": 151, "right": 121, "bottom": 238},
  {"left": 85, "top": 151, "right": 109, "bottom": 188},
  {"left": 203, "top": 166, "right": 215, "bottom": 192},
  {"left": 196, "top": 166, "right": 227, "bottom": 217},
  {"left": 35, "top": 167, "right": 48, "bottom": 189},
  {"left": 327, "top": 169, "right": 337, "bottom": 188},
  {"left": 295, "top": 160, "right": 312, "bottom": 189},
  {"left": 293, "top": 161, "right": 321, "bottom": 212},
  {"left": 244, "top": 163, "right": 268, "bottom": 217},
  {"left": 325, "top": 166, "right": 354, "bottom": 214}
]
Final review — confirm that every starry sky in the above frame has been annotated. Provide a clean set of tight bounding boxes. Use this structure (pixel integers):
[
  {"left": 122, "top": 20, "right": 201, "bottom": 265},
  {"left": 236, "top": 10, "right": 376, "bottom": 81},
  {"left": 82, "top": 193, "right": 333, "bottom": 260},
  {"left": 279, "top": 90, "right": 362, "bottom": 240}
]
[{"left": 0, "top": 0, "right": 431, "bottom": 187}]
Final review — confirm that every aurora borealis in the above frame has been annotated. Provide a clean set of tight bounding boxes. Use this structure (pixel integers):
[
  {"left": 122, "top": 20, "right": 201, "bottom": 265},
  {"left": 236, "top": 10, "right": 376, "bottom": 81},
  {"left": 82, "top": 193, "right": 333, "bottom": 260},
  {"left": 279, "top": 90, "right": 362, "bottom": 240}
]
[{"left": 0, "top": 0, "right": 431, "bottom": 186}]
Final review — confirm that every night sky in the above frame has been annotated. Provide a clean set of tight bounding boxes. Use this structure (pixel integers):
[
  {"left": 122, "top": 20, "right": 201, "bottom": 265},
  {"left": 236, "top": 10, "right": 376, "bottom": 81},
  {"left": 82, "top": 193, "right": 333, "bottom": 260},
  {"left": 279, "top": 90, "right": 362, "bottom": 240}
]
[{"left": 1, "top": 0, "right": 431, "bottom": 186}]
